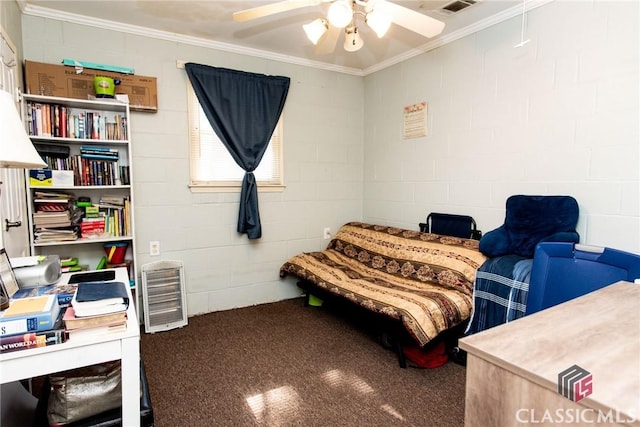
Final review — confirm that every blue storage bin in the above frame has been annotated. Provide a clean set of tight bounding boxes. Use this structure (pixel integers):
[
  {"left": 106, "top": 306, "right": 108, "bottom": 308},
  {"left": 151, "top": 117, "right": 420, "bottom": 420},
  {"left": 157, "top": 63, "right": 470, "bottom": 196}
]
[{"left": 526, "top": 242, "right": 640, "bottom": 315}]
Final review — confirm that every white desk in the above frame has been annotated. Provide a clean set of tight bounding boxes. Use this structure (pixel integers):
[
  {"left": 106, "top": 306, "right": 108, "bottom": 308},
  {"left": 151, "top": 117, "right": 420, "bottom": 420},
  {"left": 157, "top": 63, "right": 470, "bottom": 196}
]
[{"left": 0, "top": 267, "right": 141, "bottom": 426}]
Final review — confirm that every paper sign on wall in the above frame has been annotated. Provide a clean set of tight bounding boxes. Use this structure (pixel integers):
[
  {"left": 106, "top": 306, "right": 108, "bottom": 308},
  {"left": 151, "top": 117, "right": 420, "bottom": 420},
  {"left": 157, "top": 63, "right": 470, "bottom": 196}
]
[{"left": 403, "top": 102, "right": 427, "bottom": 139}]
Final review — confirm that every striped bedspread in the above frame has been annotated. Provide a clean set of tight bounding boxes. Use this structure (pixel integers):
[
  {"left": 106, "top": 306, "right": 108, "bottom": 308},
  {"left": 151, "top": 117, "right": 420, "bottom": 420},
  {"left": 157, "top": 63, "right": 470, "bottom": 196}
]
[{"left": 279, "top": 222, "right": 487, "bottom": 347}]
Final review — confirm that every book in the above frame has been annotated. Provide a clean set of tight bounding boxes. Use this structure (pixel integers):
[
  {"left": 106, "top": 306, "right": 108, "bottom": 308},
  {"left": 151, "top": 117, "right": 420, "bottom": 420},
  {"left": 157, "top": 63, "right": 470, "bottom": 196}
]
[
  {"left": 71, "top": 281, "right": 129, "bottom": 317},
  {"left": 67, "top": 323, "right": 127, "bottom": 341},
  {"left": 3, "top": 294, "right": 54, "bottom": 316},
  {"left": 71, "top": 301, "right": 127, "bottom": 318},
  {"left": 0, "top": 295, "right": 61, "bottom": 335},
  {"left": 74, "top": 281, "right": 128, "bottom": 305},
  {"left": 12, "top": 282, "right": 78, "bottom": 308},
  {"left": 0, "top": 308, "right": 66, "bottom": 353},
  {"left": 63, "top": 306, "right": 127, "bottom": 330}
]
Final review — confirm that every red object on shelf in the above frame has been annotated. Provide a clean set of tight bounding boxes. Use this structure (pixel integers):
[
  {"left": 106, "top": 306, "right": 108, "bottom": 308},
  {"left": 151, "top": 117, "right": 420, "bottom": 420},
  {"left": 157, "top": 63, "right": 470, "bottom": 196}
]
[{"left": 104, "top": 242, "right": 128, "bottom": 264}]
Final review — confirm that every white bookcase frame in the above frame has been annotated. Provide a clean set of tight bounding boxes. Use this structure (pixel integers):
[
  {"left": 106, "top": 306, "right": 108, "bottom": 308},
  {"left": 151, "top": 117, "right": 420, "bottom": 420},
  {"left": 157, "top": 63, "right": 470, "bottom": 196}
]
[{"left": 22, "top": 94, "right": 137, "bottom": 293}]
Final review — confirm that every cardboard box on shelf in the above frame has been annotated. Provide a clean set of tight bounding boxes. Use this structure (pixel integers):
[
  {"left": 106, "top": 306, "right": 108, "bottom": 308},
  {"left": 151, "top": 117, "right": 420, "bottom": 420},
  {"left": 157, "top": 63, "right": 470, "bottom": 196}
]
[
  {"left": 24, "top": 60, "right": 157, "bottom": 113},
  {"left": 29, "top": 169, "right": 52, "bottom": 187}
]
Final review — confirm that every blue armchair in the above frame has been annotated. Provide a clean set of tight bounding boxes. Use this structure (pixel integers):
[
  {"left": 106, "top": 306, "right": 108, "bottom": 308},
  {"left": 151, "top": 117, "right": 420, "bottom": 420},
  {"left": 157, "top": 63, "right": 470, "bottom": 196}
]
[
  {"left": 466, "top": 195, "right": 581, "bottom": 335},
  {"left": 479, "top": 195, "right": 580, "bottom": 258}
]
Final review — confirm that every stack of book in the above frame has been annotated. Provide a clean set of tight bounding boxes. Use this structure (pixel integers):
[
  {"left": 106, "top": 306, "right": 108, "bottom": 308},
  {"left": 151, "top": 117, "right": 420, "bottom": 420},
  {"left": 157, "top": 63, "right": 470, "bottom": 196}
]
[
  {"left": 0, "top": 295, "right": 66, "bottom": 353},
  {"left": 80, "top": 205, "right": 106, "bottom": 238},
  {"left": 33, "top": 211, "right": 71, "bottom": 228},
  {"left": 63, "top": 307, "right": 127, "bottom": 340},
  {"left": 80, "top": 217, "right": 106, "bottom": 238},
  {"left": 34, "top": 228, "right": 78, "bottom": 243},
  {"left": 34, "top": 192, "right": 72, "bottom": 227},
  {"left": 33, "top": 191, "right": 78, "bottom": 243},
  {"left": 78, "top": 146, "right": 121, "bottom": 186},
  {"left": 33, "top": 191, "right": 72, "bottom": 214},
  {"left": 64, "top": 281, "right": 129, "bottom": 340}
]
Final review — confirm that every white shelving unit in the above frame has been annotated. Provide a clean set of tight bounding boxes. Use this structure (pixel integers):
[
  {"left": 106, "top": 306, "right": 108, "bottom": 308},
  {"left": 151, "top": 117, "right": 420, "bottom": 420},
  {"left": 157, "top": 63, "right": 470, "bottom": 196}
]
[{"left": 22, "top": 94, "right": 137, "bottom": 291}]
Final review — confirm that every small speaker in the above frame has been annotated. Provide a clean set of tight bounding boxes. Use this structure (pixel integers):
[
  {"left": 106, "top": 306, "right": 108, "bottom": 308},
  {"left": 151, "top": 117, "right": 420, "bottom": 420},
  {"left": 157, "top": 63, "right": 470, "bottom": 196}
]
[{"left": 13, "top": 255, "right": 62, "bottom": 288}]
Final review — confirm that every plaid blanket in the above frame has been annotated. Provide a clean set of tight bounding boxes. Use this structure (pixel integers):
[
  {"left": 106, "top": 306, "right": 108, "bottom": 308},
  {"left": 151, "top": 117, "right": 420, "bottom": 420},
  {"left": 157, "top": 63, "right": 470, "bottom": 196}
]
[{"left": 464, "top": 255, "right": 533, "bottom": 335}]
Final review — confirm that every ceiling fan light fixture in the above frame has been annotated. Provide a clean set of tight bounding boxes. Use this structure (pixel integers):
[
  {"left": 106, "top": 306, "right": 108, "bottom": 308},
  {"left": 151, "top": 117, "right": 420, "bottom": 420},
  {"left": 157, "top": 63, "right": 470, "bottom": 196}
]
[
  {"left": 366, "top": 9, "right": 391, "bottom": 38},
  {"left": 344, "top": 26, "right": 363, "bottom": 52},
  {"left": 303, "top": 18, "right": 328, "bottom": 45},
  {"left": 328, "top": 0, "right": 353, "bottom": 28}
]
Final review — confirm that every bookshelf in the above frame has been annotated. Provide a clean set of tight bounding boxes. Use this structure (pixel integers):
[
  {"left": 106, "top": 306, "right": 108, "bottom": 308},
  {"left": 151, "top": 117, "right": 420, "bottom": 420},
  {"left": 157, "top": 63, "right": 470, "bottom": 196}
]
[{"left": 22, "top": 94, "right": 137, "bottom": 291}]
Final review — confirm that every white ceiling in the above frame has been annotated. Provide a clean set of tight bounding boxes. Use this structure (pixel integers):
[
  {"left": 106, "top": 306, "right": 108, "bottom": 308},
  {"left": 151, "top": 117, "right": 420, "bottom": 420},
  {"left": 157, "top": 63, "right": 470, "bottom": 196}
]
[{"left": 18, "top": 0, "right": 544, "bottom": 75}]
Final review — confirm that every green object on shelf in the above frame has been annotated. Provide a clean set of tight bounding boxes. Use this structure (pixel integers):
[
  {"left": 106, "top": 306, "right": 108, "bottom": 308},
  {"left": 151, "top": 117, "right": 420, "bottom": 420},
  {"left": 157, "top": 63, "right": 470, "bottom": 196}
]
[
  {"left": 61, "top": 257, "right": 78, "bottom": 267},
  {"left": 96, "top": 256, "right": 107, "bottom": 270},
  {"left": 308, "top": 294, "right": 323, "bottom": 307},
  {"left": 85, "top": 205, "right": 99, "bottom": 217}
]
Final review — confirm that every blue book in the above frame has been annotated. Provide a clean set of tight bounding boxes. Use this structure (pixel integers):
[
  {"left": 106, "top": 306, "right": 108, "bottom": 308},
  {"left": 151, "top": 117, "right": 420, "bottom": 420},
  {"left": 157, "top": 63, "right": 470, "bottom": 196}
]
[
  {"left": 80, "top": 147, "right": 118, "bottom": 154},
  {"left": 80, "top": 153, "right": 118, "bottom": 161},
  {"left": 0, "top": 295, "right": 61, "bottom": 335},
  {"left": 12, "top": 283, "right": 77, "bottom": 308},
  {"left": 75, "top": 281, "right": 128, "bottom": 304},
  {"left": 80, "top": 145, "right": 115, "bottom": 152},
  {"left": 72, "top": 281, "right": 129, "bottom": 317}
]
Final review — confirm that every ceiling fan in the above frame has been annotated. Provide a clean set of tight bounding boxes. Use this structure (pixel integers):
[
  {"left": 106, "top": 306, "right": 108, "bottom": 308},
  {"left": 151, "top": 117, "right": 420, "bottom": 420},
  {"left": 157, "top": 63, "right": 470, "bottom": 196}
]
[{"left": 233, "top": 0, "right": 446, "bottom": 54}]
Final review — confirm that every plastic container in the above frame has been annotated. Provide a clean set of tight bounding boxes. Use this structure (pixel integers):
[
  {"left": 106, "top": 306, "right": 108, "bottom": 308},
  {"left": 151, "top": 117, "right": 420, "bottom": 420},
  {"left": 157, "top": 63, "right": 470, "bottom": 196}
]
[
  {"left": 93, "top": 76, "right": 117, "bottom": 98},
  {"left": 308, "top": 294, "right": 323, "bottom": 307},
  {"left": 526, "top": 242, "right": 640, "bottom": 315},
  {"left": 103, "top": 242, "right": 128, "bottom": 264}
]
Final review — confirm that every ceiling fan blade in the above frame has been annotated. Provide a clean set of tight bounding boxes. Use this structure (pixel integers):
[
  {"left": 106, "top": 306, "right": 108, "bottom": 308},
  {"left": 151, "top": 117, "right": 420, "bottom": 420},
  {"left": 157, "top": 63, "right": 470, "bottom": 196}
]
[
  {"left": 233, "top": 0, "right": 323, "bottom": 22},
  {"left": 376, "top": 0, "right": 445, "bottom": 38},
  {"left": 315, "top": 25, "right": 341, "bottom": 55}
]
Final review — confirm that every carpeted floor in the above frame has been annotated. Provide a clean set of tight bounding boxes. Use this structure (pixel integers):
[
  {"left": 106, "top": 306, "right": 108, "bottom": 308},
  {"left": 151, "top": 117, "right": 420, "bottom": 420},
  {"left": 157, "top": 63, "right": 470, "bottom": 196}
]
[{"left": 141, "top": 297, "right": 467, "bottom": 427}]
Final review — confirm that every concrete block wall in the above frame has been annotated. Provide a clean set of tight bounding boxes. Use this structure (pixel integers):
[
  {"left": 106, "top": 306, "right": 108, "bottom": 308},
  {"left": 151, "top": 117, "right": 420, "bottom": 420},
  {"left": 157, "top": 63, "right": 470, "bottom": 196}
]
[
  {"left": 16, "top": 0, "right": 639, "bottom": 317},
  {"left": 21, "top": 17, "right": 364, "bottom": 314},
  {"left": 363, "top": 0, "right": 639, "bottom": 254}
]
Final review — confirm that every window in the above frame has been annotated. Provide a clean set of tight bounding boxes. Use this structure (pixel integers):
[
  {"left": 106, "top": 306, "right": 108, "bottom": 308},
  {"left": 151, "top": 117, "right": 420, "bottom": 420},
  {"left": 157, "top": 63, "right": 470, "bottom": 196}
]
[{"left": 187, "top": 84, "right": 284, "bottom": 191}]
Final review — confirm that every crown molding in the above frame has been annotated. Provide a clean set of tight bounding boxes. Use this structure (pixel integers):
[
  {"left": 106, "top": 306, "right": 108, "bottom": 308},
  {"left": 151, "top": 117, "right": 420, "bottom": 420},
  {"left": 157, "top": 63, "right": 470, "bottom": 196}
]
[
  {"left": 21, "top": 0, "right": 553, "bottom": 77},
  {"left": 20, "top": 3, "right": 365, "bottom": 76}
]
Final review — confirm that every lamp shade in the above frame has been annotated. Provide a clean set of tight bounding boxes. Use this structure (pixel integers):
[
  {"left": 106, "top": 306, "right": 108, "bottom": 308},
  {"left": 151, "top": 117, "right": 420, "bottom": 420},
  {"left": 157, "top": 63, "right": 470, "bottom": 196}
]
[
  {"left": 328, "top": 0, "right": 353, "bottom": 28},
  {"left": 303, "top": 18, "right": 328, "bottom": 45},
  {"left": 366, "top": 9, "right": 391, "bottom": 38},
  {"left": 0, "top": 89, "right": 46, "bottom": 169},
  {"left": 344, "top": 26, "right": 364, "bottom": 52}
]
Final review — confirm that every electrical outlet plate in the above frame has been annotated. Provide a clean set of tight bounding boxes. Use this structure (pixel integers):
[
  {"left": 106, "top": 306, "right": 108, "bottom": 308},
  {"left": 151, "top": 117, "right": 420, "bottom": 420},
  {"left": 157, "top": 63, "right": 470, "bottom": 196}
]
[
  {"left": 149, "top": 241, "right": 160, "bottom": 256},
  {"left": 323, "top": 227, "right": 331, "bottom": 239}
]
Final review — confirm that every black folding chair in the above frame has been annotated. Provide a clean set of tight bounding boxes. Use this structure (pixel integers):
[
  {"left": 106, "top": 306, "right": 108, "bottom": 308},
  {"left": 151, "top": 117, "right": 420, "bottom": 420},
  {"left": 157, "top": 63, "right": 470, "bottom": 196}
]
[{"left": 419, "top": 213, "right": 482, "bottom": 240}]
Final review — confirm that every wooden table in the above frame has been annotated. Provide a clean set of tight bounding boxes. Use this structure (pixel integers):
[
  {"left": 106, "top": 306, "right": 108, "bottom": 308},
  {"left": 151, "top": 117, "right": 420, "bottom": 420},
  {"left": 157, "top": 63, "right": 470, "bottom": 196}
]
[
  {"left": 0, "top": 267, "right": 140, "bottom": 426},
  {"left": 459, "top": 281, "right": 639, "bottom": 427}
]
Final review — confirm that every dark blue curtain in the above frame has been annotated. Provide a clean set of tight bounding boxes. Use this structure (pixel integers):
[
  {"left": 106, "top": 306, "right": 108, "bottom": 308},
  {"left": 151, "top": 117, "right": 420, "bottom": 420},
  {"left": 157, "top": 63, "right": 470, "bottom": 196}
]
[{"left": 185, "top": 63, "right": 290, "bottom": 239}]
